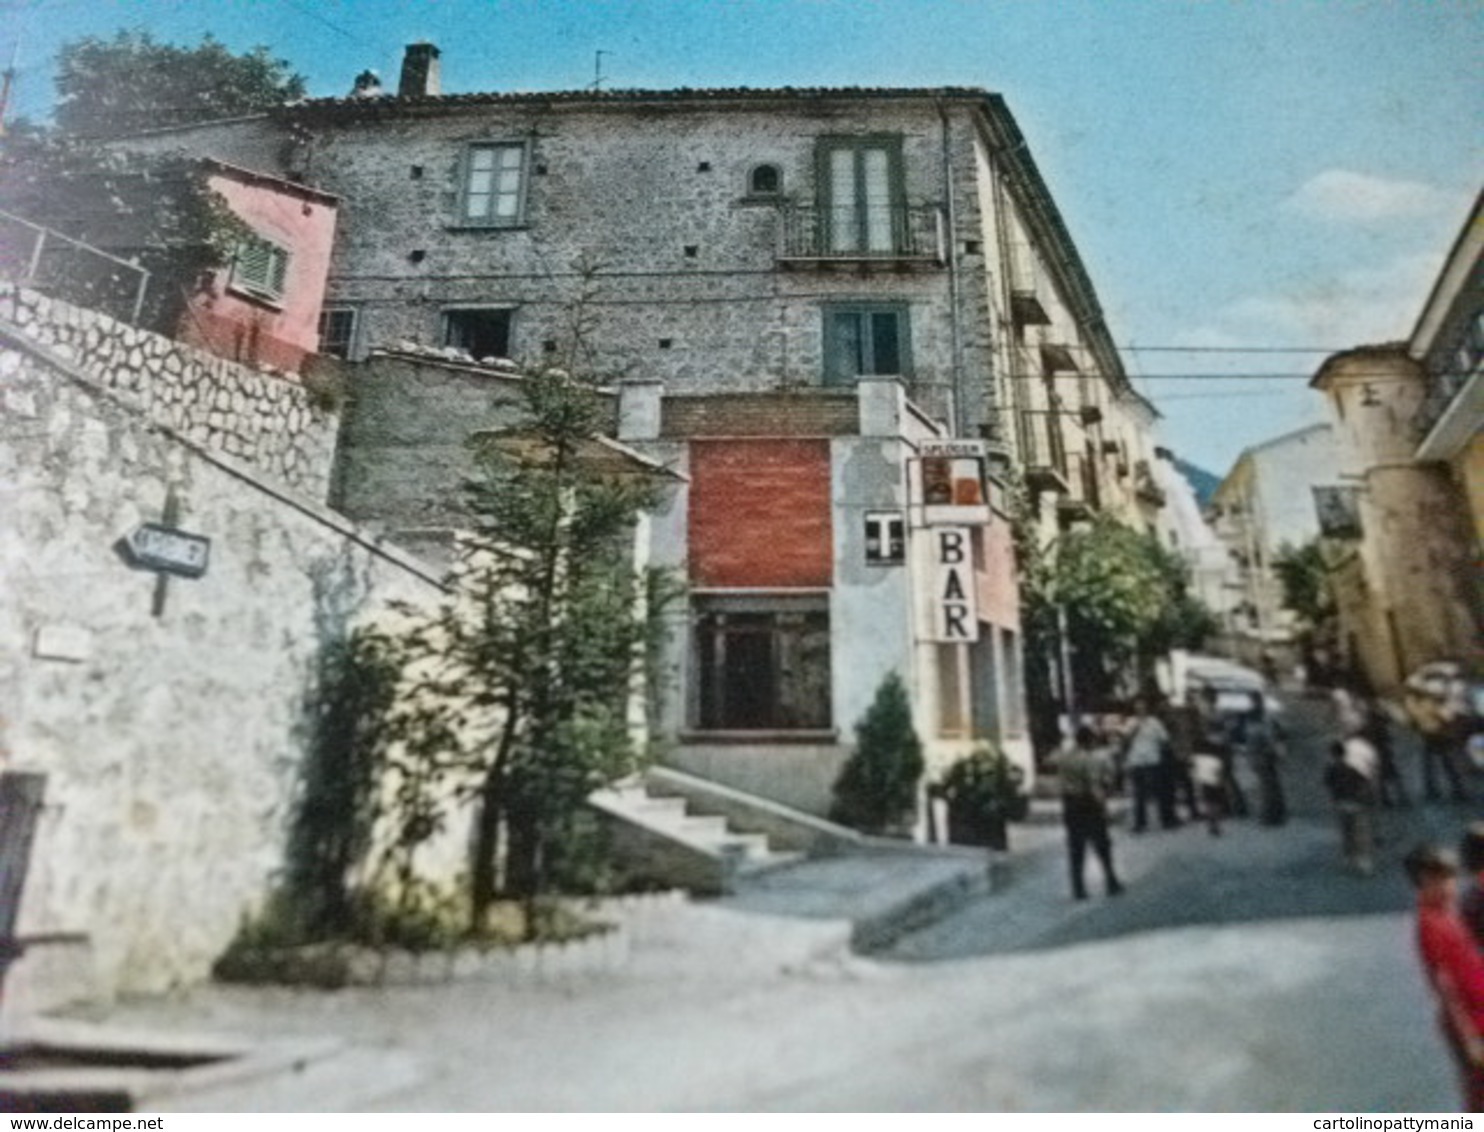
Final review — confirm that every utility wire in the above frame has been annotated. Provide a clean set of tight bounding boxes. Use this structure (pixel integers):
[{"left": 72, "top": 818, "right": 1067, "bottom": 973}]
[{"left": 1120, "top": 344, "right": 1353, "bottom": 354}]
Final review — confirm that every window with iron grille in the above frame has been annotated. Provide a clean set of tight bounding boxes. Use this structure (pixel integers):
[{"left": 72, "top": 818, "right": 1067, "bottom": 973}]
[
  {"left": 230, "top": 236, "right": 289, "bottom": 302},
  {"left": 317, "top": 307, "right": 357, "bottom": 358}
]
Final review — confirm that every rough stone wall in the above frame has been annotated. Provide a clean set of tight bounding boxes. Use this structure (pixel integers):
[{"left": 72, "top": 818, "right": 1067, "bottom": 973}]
[
  {"left": 330, "top": 349, "right": 622, "bottom": 569},
  {"left": 0, "top": 327, "right": 445, "bottom": 1000},
  {"left": 301, "top": 98, "right": 964, "bottom": 417},
  {"left": 661, "top": 392, "right": 859, "bottom": 438},
  {"left": 1361, "top": 465, "right": 1484, "bottom": 675},
  {"left": 125, "top": 97, "right": 995, "bottom": 424},
  {"left": 2, "top": 285, "right": 339, "bottom": 499}
]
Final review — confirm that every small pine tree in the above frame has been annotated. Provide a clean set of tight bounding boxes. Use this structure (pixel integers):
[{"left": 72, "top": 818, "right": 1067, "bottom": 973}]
[{"left": 829, "top": 673, "right": 924, "bottom": 834}]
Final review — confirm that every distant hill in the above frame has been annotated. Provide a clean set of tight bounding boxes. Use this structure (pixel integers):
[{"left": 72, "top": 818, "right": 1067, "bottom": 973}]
[{"left": 1173, "top": 457, "right": 1221, "bottom": 508}]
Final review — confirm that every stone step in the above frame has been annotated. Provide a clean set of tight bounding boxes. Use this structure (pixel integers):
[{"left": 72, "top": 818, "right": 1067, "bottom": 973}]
[{"left": 588, "top": 782, "right": 799, "bottom": 895}]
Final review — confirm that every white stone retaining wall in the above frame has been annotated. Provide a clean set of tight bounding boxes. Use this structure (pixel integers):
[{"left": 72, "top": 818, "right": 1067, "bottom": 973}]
[
  {"left": 0, "top": 323, "right": 444, "bottom": 1002},
  {"left": 1, "top": 283, "right": 338, "bottom": 499}
]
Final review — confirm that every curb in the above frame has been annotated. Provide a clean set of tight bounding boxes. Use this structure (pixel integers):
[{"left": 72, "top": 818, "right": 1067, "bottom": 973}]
[{"left": 848, "top": 857, "right": 995, "bottom": 953}]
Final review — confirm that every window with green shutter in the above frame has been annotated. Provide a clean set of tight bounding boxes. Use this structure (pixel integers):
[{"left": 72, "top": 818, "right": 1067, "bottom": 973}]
[
  {"left": 822, "top": 303, "right": 911, "bottom": 385},
  {"left": 816, "top": 136, "right": 906, "bottom": 254},
  {"left": 230, "top": 236, "right": 289, "bottom": 302}
]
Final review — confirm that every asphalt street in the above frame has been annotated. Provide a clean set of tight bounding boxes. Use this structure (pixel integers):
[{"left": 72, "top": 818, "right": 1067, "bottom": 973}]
[
  {"left": 888, "top": 691, "right": 1476, "bottom": 961},
  {"left": 77, "top": 691, "right": 1481, "bottom": 1111}
]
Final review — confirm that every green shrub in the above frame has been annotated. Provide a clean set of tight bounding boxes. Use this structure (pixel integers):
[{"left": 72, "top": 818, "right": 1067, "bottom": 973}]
[
  {"left": 829, "top": 673, "right": 924, "bottom": 835},
  {"left": 937, "top": 745, "right": 1029, "bottom": 822}
]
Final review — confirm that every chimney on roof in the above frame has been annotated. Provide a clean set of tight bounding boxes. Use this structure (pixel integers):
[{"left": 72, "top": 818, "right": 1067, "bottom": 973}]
[
  {"left": 349, "top": 69, "right": 383, "bottom": 98},
  {"left": 399, "top": 42, "right": 441, "bottom": 98}
]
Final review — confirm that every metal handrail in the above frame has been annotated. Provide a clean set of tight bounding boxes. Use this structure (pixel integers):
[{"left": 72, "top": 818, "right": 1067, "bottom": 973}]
[{"left": 0, "top": 206, "right": 151, "bottom": 325}]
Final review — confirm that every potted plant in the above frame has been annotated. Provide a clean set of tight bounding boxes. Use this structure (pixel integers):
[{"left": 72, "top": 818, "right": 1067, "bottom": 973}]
[{"left": 936, "top": 745, "right": 1029, "bottom": 851}]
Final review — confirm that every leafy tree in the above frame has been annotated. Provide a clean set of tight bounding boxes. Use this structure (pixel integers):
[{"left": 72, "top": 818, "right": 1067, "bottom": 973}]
[
  {"left": 1014, "top": 504, "right": 1218, "bottom": 723},
  {"left": 1054, "top": 517, "right": 1216, "bottom": 697},
  {"left": 830, "top": 672, "right": 924, "bottom": 835},
  {"left": 345, "top": 278, "right": 675, "bottom": 934},
  {"left": 0, "top": 128, "right": 245, "bottom": 328},
  {"left": 286, "top": 625, "right": 403, "bottom": 940},
  {"left": 1273, "top": 539, "right": 1334, "bottom": 629},
  {"left": 53, "top": 31, "right": 306, "bottom": 135}
]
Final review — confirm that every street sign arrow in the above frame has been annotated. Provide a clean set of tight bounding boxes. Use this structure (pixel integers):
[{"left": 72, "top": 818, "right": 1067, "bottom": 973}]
[{"left": 123, "top": 522, "right": 211, "bottom": 579}]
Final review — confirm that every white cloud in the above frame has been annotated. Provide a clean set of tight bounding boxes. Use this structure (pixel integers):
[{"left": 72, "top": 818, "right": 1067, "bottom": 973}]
[
  {"left": 1284, "top": 169, "right": 1466, "bottom": 225},
  {"left": 1216, "top": 250, "right": 1443, "bottom": 345}
]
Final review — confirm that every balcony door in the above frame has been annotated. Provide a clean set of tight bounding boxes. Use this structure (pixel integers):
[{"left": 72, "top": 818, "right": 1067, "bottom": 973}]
[{"left": 819, "top": 137, "right": 904, "bottom": 254}]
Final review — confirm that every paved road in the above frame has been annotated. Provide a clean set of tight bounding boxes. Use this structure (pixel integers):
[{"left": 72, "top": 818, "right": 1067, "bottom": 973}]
[
  {"left": 79, "top": 692, "right": 1481, "bottom": 1111},
  {"left": 890, "top": 691, "right": 1475, "bottom": 961}
]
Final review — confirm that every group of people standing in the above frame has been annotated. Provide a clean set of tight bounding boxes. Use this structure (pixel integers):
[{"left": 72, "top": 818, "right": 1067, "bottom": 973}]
[
  {"left": 1324, "top": 670, "right": 1478, "bottom": 875},
  {"left": 1050, "top": 685, "right": 1288, "bottom": 901}
]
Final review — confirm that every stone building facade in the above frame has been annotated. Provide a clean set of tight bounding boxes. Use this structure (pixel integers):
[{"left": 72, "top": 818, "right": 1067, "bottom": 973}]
[
  {"left": 112, "top": 44, "right": 1161, "bottom": 808},
  {"left": 1311, "top": 346, "right": 1482, "bottom": 689},
  {"left": 1208, "top": 423, "right": 1345, "bottom": 655}
]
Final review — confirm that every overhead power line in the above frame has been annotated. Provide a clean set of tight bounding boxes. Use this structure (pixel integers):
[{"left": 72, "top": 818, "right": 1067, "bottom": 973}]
[{"left": 1119, "top": 344, "right": 1350, "bottom": 354}]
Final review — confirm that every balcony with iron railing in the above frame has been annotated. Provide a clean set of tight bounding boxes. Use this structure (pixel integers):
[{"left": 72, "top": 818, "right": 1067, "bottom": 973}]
[
  {"left": 1016, "top": 408, "right": 1069, "bottom": 494},
  {"left": 1415, "top": 364, "right": 1482, "bottom": 443},
  {"left": 1133, "top": 458, "right": 1167, "bottom": 507},
  {"left": 1057, "top": 450, "right": 1102, "bottom": 525},
  {"left": 777, "top": 203, "right": 945, "bottom": 267}
]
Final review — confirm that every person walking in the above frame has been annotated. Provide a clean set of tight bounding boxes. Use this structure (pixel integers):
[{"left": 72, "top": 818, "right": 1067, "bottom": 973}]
[
  {"left": 1053, "top": 725, "right": 1125, "bottom": 901},
  {"left": 1405, "top": 844, "right": 1484, "bottom": 1112},
  {"left": 1245, "top": 691, "right": 1288, "bottom": 827},
  {"left": 1191, "top": 743, "right": 1227, "bottom": 837},
  {"left": 1406, "top": 677, "right": 1469, "bottom": 803},
  {"left": 1362, "top": 691, "right": 1410, "bottom": 808},
  {"left": 1124, "top": 696, "right": 1178, "bottom": 832},
  {"left": 1332, "top": 678, "right": 1367, "bottom": 739},
  {"left": 1324, "top": 740, "right": 1375, "bottom": 875},
  {"left": 1164, "top": 692, "right": 1204, "bottom": 823},
  {"left": 1197, "top": 685, "right": 1249, "bottom": 819}
]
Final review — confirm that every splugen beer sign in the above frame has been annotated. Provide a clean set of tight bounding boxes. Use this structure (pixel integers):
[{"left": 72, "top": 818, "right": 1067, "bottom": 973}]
[{"left": 915, "top": 439, "right": 991, "bottom": 526}]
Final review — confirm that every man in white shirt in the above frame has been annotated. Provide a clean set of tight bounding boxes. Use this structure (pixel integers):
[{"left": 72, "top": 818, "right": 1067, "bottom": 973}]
[{"left": 1125, "top": 697, "right": 1177, "bottom": 832}]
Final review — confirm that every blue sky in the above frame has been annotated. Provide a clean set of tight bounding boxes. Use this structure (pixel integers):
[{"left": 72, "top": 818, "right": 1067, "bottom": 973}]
[{"left": 2, "top": 0, "right": 1480, "bottom": 474}]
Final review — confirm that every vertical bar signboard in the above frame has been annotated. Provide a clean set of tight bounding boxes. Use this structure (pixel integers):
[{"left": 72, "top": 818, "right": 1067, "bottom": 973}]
[{"left": 930, "top": 526, "right": 979, "bottom": 642}]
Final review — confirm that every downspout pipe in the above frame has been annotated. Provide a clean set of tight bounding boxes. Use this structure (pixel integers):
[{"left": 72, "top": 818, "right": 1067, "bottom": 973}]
[{"left": 938, "top": 101, "right": 965, "bottom": 438}]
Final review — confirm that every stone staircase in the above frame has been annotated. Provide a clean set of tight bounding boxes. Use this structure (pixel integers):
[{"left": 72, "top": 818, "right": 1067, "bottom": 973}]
[{"left": 588, "top": 767, "right": 865, "bottom": 896}]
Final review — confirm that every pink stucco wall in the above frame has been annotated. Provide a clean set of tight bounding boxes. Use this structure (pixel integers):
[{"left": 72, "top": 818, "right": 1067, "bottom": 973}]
[
  {"left": 975, "top": 519, "right": 1021, "bottom": 630},
  {"left": 179, "top": 165, "right": 337, "bottom": 373}
]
